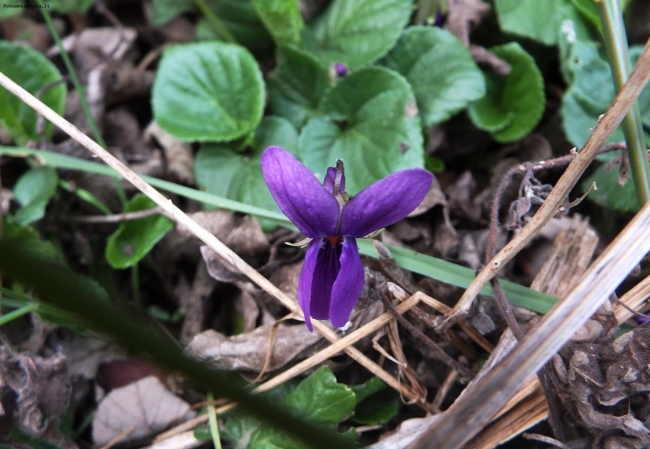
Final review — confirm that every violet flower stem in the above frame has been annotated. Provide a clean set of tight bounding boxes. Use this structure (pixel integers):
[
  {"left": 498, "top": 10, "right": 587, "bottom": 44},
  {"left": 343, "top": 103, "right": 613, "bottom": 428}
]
[{"left": 596, "top": 0, "right": 650, "bottom": 206}]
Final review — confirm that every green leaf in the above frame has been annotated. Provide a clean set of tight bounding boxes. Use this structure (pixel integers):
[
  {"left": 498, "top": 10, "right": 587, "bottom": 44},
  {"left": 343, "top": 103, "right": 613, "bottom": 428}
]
[
  {"left": 467, "top": 43, "right": 545, "bottom": 143},
  {"left": 195, "top": 117, "right": 298, "bottom": 228},
  {"left": 2, "top": 221, "right": 108, "bottom": 330},
  {"left": 11, "top": 167, "right": 58, "bottom": 226},
  {"left": 105, "top": 194, "right": 174, "bottom": 269},
  {"left": 152, "top": 41, "right": 265, "bottom": 142},
  {"left": 151, "top": 0, "right": 193, "bottom": 25},
  {"left": 302, "top": 0, "right": 412, "bottom": 70},
  {"left": 300, "top": 66, "right": 424, "bottom": 194},
  {"left": 349, "top": 378, "right": 400, "bottom": 425},
  {"left": 569, "top": 0, "right": 632, "bottom": 31},
  {"left": 3, "top": 220, "right": 56, "bottom": 263},
  {"left": 0, "top": 0, "right": 25, "bottom": 18},
  {"left": 285, "top": 367, "right": 356, "bottom": 426},
  {"left": 350, "top": 377, "right": 386, "bottom": 403},
  {"left": 560, "top": 41, "right": 613, "bottom": 147},
  {"left": 466, "top": 76, "right": 514, "bottom": 133},
  {"left": 48, "top": 0, "right": 94, "bottom": 14},
  {"left": 561, "top": 41, "right": 650, "bottom": 148},
  {"left": 381, "top": 26, "right": 485, "bottom": 127},
  {"left": 582, "top": 162, "right": 638, "bottom": 212},
  {"left": 252, "top": 0, "right": 303, "bottom": 46},
  {"left": 267, "top": 45, "right": 330, "bottom": 128},
  {"left": 222, "top": 368, "right": 355, "bottom": 449},
  {"left": 494, "top": 0, "right": 593, "bottom": 45},
  {"left": 194, "top": 0, "right": 274, "bottom": 56},
  {"left": 0, "top": 41, "right": 66, "bottom": 145}
]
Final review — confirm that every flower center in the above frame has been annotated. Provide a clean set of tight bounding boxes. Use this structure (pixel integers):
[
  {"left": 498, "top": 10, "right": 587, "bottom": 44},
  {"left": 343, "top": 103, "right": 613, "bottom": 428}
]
[{"left": 327, "top": 236, "right": 341, "bottom": 247}]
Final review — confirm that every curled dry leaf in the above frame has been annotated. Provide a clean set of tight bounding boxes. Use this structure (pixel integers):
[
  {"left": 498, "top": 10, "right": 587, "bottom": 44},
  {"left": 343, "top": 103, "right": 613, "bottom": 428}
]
[
  {"left": 368, "top": 414, "right": 441, "bottom": 449},
  {"left": 179, "top": 261, "right": 216, "bottom": 344},
  {"left": 556, "top": 315, "right": 650, "bottom": 446},
  {"left": 186, "top": 323, "right": 322, "bottom": 372},
  {"left": 92, "top": 375, "right": 195, "bottom": 447},
  {"left": 145, "top": 121, "right": 195, "bottom": 184},
  {"left": 182, "top": 210, "right": 269, "bottom": 258},
  {"left": 0, "top": 346, "right": 76, "bottom": 449},
  {"left": 46, "top": 27, "right": 137, "bottom": 61},
  {"left": 60, "top": 334, "right": 126, "bottom": 380}
]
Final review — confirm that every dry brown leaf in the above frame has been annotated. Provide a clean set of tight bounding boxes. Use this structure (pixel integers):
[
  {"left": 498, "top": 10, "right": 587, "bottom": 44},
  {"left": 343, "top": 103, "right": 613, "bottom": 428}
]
[
  {"left": 60, "top": 334, "right": 126, "bottom": 380},
  {"left": 0, "top": 346, "right": 76, "bottom": 449},
  {"left": 92, "top": 375, "right": 195, "bottom": 446},
  {"left": 145, "top": 121, "right": 195, "bottom": 184},
  {"left": 186, "top": 324, "right": 322, "bottom": 372},
  {"left": 182, "top": 210, "right": 269, "bottom": 258},
  {"left": 46, "top": 27, "right": 137, "bottom": 60},
  {"left": 368, "top": 415, "right": 441, "bottom": 449}
]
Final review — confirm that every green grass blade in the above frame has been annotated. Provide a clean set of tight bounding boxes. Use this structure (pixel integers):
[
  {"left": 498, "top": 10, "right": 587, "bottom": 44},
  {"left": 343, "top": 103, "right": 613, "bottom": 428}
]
[{"left": 0, "top": 147, "right": 558, "bottom": 313}]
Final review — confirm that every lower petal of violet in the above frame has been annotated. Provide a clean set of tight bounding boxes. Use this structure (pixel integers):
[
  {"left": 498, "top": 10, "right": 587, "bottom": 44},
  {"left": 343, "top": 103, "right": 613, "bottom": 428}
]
[
  {"left": 297, "top": 239, "right": 320, "bottom": 331},
  {"left": 329, "top": 238, "right": 365, "bottom": 328},
  {"left": 310, "top": 238, "right": 342, "bottom": 320}
]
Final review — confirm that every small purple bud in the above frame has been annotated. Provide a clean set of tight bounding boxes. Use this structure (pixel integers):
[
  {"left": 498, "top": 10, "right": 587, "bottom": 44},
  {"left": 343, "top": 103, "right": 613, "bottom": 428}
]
[
  {"left": 433, "top": 9, "right": 445, "bottom": 27},
  {"left": 335, "top": 62, "right": 348, "bottom": 77},
  {"left": 635, "top": 311, "right": 650, "bottom": 325}
]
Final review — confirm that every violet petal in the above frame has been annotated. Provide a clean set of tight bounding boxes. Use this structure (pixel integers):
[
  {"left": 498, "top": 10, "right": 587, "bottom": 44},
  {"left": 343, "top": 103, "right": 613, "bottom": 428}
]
[
  {"left": 261, "top": 146, "right": 339, "bottom": 237},
  {"left": 329, "top": 238, "right": 364, "bottom": 328},
  {"left": 323, "top": 167, "right": 345, "bottom": 194},
  {"left": 297, "top": 239, "right": 321, "bottom": 331},
  {"left": 310, "top": 239, "right": 342, "bottom": 320},
  {"left": 339, "top": 169, "right": 433, "bottom": 237}
]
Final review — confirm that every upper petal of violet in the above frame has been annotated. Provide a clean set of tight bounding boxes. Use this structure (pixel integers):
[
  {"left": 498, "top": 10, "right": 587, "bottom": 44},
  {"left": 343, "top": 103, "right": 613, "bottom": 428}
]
[
  {"left": 323, "top": 167, "right": 345, "bottom": 194},
  {"left": 261, "top": 147, "right": 339, "bottom": 237},
  {"left": 339, "top": 169, "right": 433, "bottom": 238}
]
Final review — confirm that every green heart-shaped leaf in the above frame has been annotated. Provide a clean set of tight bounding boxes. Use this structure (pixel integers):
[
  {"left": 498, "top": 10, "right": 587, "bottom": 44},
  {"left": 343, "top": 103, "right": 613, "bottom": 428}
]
[
  {"left": 303, "top": 0, "right": 411, "bottom": 70},
  {"left": 0, "top": 41, "right": 66, "bottom": 145},
  {"left": 12, "top": 167, "right": 59, "bottom": 226},
  {"left": 152, "top": 41, "right": 264, "bottom": 142},
  {"left": 381, "top": 26, "right": 485, "bottom": 127},
  {"left": 468, "top": 43, "right": 545, "bottom": 143},
  {"left": 105, "top": 195, "right": 174, "bottom": 269},
  {"left": 300, "top": 66, "right": 424, "bottom": 194},
  {"left": 268, "top": 45, "right": 330, "bottom": 128},
  {"left": 195, "top": 117, "right": 299, "bottom": 228}
]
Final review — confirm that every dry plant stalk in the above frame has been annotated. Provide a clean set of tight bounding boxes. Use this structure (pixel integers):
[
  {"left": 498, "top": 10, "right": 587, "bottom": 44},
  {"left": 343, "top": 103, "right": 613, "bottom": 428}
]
[
  {"left": 439, "top": 38, "right": 650, "bottom": 331},
  {"left": 0, "top": 71, "right": 418, "bottom": 401}
]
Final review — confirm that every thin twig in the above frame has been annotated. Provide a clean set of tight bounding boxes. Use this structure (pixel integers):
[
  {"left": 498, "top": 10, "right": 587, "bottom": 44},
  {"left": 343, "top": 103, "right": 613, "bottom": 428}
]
[
  {"left": 522, "top": 433, "right": 572, "bottom": 449},
  {"left": 379, "top": 288, "right": 474, "bottom": 380},
  {"left": 66, "top": 207, "right": 169, "bottom": 223}
]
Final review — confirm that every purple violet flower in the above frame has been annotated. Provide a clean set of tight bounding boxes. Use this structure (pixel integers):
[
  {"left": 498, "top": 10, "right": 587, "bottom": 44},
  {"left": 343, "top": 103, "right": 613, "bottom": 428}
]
[
  {"left": 334, "top": 62, "right": 348, "bottom": 77},
  {"left": 261, "top": 146, "right": 433, "bottom": 331}
]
